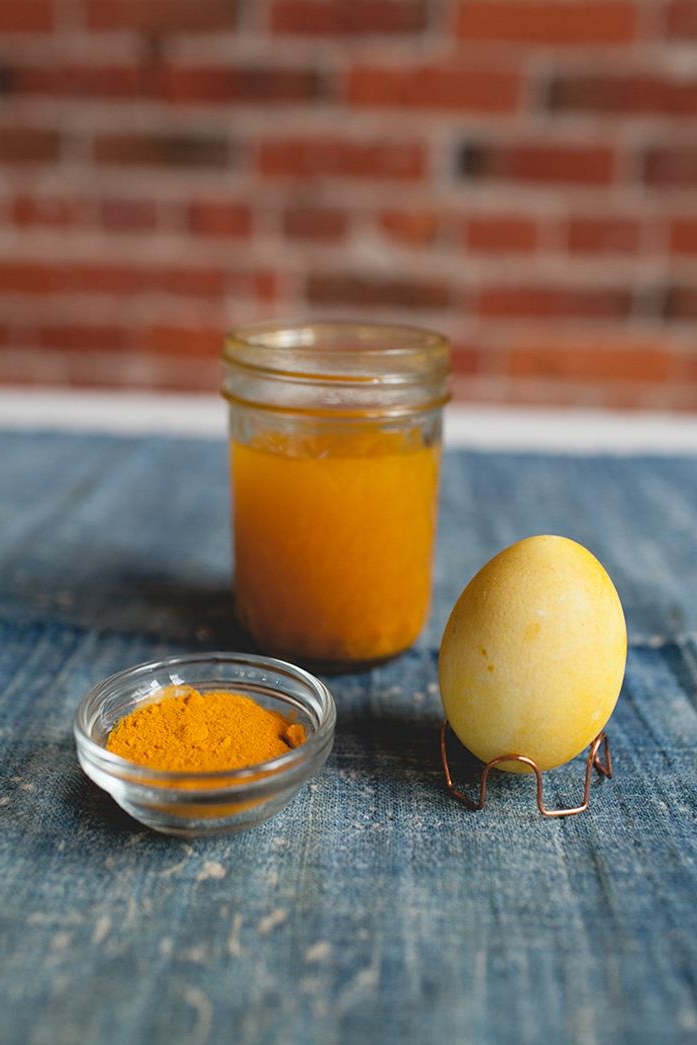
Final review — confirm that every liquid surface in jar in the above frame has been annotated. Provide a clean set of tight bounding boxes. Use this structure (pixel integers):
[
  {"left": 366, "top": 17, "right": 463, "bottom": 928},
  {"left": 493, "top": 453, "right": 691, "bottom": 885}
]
[{"left": 231, "top": 428, "right": 440, "bottom": 663}]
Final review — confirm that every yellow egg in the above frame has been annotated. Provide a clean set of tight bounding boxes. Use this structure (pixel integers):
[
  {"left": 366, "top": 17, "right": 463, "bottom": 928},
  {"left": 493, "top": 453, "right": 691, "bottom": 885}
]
[{"left": 438, "top": 535, "right": 627, "bottom": 772}]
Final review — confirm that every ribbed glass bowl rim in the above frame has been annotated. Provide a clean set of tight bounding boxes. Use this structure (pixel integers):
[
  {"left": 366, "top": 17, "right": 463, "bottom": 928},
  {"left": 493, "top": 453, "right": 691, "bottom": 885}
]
[{"left": 74, "top": 651, "right": 336, "bottom": 793}]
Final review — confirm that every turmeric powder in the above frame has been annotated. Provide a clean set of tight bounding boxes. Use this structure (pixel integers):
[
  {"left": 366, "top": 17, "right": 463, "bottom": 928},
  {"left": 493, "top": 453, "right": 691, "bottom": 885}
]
[{"left": 106, "top": 685, "right": 306, "bottom": 773}]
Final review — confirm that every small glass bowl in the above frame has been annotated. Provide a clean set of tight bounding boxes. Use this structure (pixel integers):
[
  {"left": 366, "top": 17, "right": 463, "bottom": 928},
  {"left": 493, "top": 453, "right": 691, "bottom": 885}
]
[{"left": 74, "top": 652, "right": 336, "bottom": 837}]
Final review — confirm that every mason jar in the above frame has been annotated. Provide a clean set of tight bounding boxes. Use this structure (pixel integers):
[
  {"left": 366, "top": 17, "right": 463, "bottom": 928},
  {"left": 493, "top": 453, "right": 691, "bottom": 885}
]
[{"left": 222, "top": 320, "right": 450, "bottom": 667}]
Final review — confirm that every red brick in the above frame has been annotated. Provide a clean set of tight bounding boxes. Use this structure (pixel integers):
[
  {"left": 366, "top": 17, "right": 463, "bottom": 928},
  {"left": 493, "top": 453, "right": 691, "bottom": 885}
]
[
  {"left": 0, "top": 348, "right": 223, "bottom": 392},
  {"left": 306, "top": 273, "right": 451, "bottom": 309},
  {"left": 664, "top": 285, "right": 697, "bottom": 320},
  {"left": 507, "top": 343, "right": 671, "bottom": 383},
  {"left": 161, "top": 65, "right": 321, "bottom": 104},
  {"left": 117, "top": 264, "right": 226, "bottom": 298},
  {"left": 86, "top": 0, "right": 238, "bottom": 32},
  {"left": 0, "top": 127, "right": 60, "bottom": 164},
  {"left": 477, "top": 285, "right": 631, "bottom": 319},
  {"left": 2, "top": 61, "right": 322, "bottom": 105},
  {"left": 259, "top": 137, "right": 425, "bottom": 180},
  {"left": 676, "top": 351, "right": 697, "bottom": 384},
  {"left": 550, "top": 73, "right": 697, "bottom": 117},
  {"left": 378, "top": 209, "right": 440, "bottom": 246},
  {"left": 0, "top": 262, "right": 52, "bottom": 292},
  {"left": 283, "top": 205, "right": 348, "bottom": 241},
  {"left": 188, "top": 200, "right": 252, "bottom": 238},
  {"left": 664, "top": 1, "right": 697, "bottom": 38},
  {"left": 643, "top": 147, "right": 697, "bottom": 187},
  {"left": 450, "top": 343, "right": 483, "bottom": 375},
  {"left": 58, "top": 264, "right": 145, "bottom": 296},
  {"left": 347, "top": 65, "right": 520, "bottom": 113},
  {"left": 5, "top": 327, "right": 42, "bottom": 353},
  {"left": 94, "top": 132, "right": 231, "bottom": 168},
  {"left": 100, "top": 198, "right": 158, "bottom": 232},
  {"left": 456, "top": 2, "right": 637, "bottom": 44},
  {"left": 271, "top": 1, "right": 427, "bottom": 34},
  {"left": 0, "top": 2, "right": 53, "bottom": 32},
  {"left": 36, "top": 325, "right": 129, "bottom": 352},
  {"left": 464, "top": 215, "right": 538, "bottom": 253},
  {"left": 458, "top": 141, "right": 615, "bottom": 186},
  {"left": 0, "top": 63, "right": 149, "bottom": 99},
  {"left": 453, "top": 369, "right": 693, "bottom": 411},
  {"left": 567, "top": 216, "right": 641, "bottom": 254},
  {"left": 12, "top": 194, "right": 88, "bottom": 228},
  {"left": 246, "top": 271, "right": 278, "bottom": 303},
  {"left": 670, "top": 219, "right": 697, "bottom": 253},
  {"left": 4, "top": 323, "right": 228, "bottom": 361},
  {"left": 143, "top": 325, "right": 225, "bottom": 357},
  {"left": 0, "top": 258, "right": 278, "bottom": 302},
  {"left": 0, "top": 260, "right": 225, "bottom": 298},
  {"left": 11, "top": 193, "right": 159, "bottom": 233}
]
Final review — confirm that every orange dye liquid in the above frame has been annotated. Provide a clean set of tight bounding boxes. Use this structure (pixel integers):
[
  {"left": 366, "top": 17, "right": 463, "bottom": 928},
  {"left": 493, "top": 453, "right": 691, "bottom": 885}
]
[{"left": 230, "top": 430, "right": 440, "bottom": 663}]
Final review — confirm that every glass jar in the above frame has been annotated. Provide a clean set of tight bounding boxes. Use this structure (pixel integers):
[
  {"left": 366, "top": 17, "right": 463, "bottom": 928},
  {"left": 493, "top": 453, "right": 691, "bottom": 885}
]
[{"left": 222, "top": 320, "right": 450, "bottom": 667}]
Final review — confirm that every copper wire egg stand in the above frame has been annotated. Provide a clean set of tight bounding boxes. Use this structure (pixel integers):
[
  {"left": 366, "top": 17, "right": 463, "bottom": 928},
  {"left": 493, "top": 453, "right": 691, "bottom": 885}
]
[{"left": 440, "top": 721, "right": 613, "bottom": 818}]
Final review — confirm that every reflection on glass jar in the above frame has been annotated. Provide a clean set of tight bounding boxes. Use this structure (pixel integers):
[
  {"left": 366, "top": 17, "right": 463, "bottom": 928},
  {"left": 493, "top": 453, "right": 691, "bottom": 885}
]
[{"left": 222, "top": 321, "right": 450, "bottom": 667}]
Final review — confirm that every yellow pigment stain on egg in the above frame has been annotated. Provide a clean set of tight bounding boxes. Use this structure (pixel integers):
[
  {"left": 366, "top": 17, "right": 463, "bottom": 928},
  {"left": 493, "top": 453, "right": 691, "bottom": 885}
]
[{"left": 438, "top": 535, "right": 627, "bottom": 773}]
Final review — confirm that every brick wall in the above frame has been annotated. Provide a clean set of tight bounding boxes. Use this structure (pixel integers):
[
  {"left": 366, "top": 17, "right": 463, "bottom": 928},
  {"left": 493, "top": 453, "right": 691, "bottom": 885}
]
[{"left": 1, "top": 0, "right": 696, "bottom": 410}]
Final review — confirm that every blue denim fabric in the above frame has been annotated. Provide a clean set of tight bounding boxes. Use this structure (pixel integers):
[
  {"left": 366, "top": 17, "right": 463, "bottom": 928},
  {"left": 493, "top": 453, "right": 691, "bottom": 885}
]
[{"left": 0, "top": 431, "right": 695, "bottom": 1045}]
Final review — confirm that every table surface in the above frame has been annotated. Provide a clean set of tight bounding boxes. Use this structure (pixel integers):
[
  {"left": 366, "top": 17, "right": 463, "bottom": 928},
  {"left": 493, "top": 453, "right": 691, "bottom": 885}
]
[{"left": 1, "top": 414, "right": 696, "bottom": 1045}]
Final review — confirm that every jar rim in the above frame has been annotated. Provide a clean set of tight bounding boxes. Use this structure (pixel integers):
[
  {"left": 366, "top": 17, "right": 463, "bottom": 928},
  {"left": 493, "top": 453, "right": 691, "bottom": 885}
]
[
  {"left": 222, "top": 319, "right": 450, "bottom": 415},
  {"left": 223, "top": 319, "right": 449, "bottom": 364}
]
